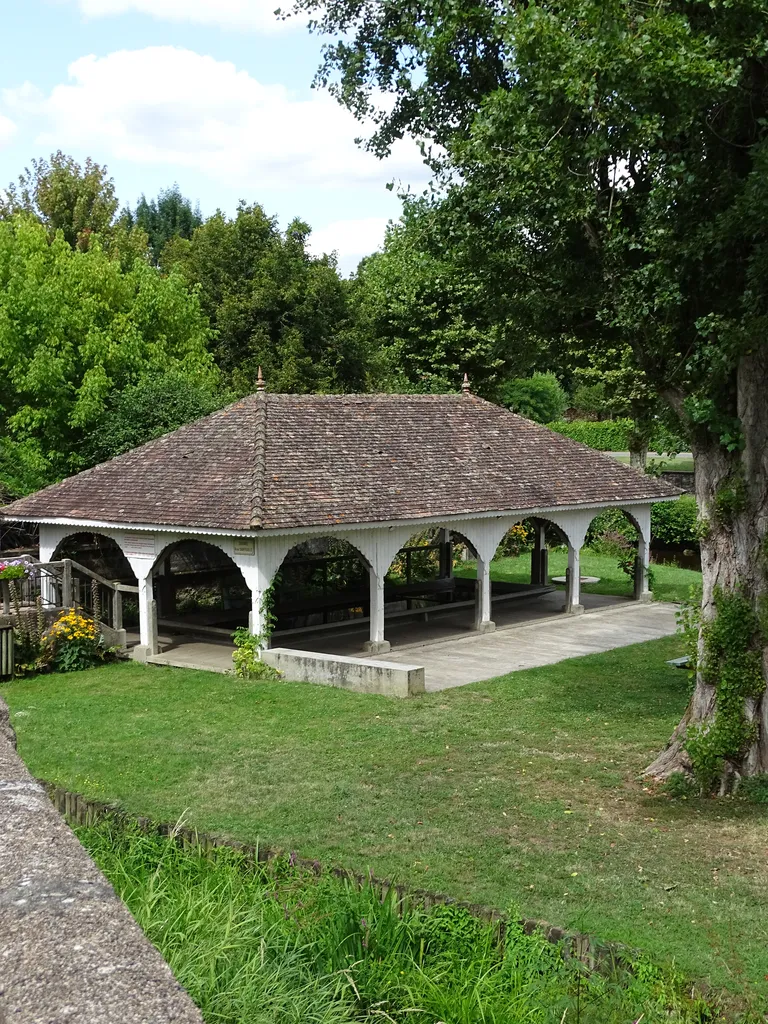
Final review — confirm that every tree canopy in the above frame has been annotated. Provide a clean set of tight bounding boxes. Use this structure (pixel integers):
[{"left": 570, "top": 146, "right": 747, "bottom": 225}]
[
  {"left": 500, "top": 373, "right": 568, "bottom": 425},
  {"left": 352, "top": 212, "right": 511, "bottom": 395},
  {"left": 164, "top": 202, "right": 368, "bottom": 394},
  {"left": 294, "top": 0, "right": 768, "bottom": 789},
  {"left": 0, "top": 215, "right": 215, "bottom": 488},
  {"left": 0, "top": 151, "right": 119, "bottom": 250},
  {"left": 122, "top": 185, "right": 203, "bottom": 264}
]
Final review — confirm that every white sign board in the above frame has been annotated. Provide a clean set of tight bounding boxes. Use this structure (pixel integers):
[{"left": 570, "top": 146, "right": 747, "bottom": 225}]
[
  {"left": 122, "top": 532, "right": 157, "bottom": 559},
  {"left": 233, "top": 537, "right": 256, "bottom": 556}
]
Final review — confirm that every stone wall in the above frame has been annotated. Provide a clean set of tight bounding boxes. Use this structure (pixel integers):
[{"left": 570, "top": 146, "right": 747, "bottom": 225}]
[{"left": 0, "top": 697, "right": 203, "bottom": 1024}]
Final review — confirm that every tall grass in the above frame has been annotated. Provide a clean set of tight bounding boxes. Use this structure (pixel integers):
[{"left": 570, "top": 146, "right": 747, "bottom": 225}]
[{"left": 78, "top": 819, "right": 729, "bottom": 1024}]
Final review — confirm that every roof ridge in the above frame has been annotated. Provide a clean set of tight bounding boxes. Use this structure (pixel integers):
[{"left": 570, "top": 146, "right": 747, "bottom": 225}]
[{"left": 250, "top": 391, "right": 267, "bottom": 529}]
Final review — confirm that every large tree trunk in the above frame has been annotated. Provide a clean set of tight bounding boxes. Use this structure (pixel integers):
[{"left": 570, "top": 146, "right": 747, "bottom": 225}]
[
  {"left": 628, "top": 414, "right": 650, "bottom": 472},
  {"left": 645, "top": 347, "right": 768, "bottom": 790},
  {"left": 629, "top": 441, "right": 648, "bottom": 472}
]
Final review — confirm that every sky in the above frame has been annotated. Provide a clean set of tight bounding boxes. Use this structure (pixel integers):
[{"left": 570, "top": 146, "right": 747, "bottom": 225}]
[{"left": 0, "top": 0, "right": 430, "bottom": 273}]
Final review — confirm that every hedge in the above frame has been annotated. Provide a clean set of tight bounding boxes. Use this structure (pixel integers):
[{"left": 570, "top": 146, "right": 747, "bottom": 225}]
[
  {"left": 585, "top": 496, "right": 699, "bottom": 548},
  {"left": 547, "top": 419, "right": 634, "bottom": 450},
  {"left": 547, "top": 419, "right": 687, "bottom": 454},
  {"left": 650, "top": 495, "right": 699, "bottom": 547}
]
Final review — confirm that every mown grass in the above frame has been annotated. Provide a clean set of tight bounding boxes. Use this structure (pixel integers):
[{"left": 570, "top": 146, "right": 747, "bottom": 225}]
[
  {"left": 458, "top": 548, "right": 701, "bottom": 605},
  {"left": 6, "top": 637, "right": 768, "bottom": 1007},
  {"left": 612, "top": 455, "right": 695, "bottom": 474},
  {"left": 77, "top": 819, "right": 733, "bottom": 1024}
]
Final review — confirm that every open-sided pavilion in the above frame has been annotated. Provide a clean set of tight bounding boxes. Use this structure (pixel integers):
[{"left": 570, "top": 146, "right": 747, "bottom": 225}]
[{"left": 1, "top": 387, "right": 678, "bottom": 663}]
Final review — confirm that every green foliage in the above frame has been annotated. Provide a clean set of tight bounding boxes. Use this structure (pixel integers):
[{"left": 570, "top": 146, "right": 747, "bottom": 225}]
[
  {"left": 81, "top": 369, "right": 225, "bottom": 466},
  {"left": 571, "top": 382, "right": 607, "bottom": 416},
  {"left": 661, "top": 772, "right": 698, "bottom": 800},
  {"left": 585, "top": 508, "right": 637, "bottom": 551},
  {"left": 0, "top": 151, "right": 118, "bottom": 249},
  {"left": 496, "top": 523, "right": 532, "bottom": 558},
  {"left": 500, "top": 373, "right": 568, "bottom": 424},
  {"left": 472, "top": 547, "right": 699, "bottom": 605},
  {"left": 616, "top": 549, "right": 655, "bottom": 593},
  {"left": 651, "top": 498, "right": 699, "bottom": 549},
  {"left": 42, "top": 609, "right": 115, "bottom": 674},
  {"left": 548, "top": 420, "right": 634, "bottom": 451},
  {"left": 549, "top": 420, "right": 690, "bottom": 458},
  {"left": 421, "top": 903, "right": 484, "bottom": 959},
  {"left": 0, "top": 437, "right": 51, "bottom": 499},
  {"left": 386, "top": 531, "right": 441, "bottom": 585},
  {"left": 686, "top": 589, "right": 766, "bottom": 793},
  {"left": 353, "top": 214, "right": 511, "bottom": 396},
  {"left": 713, "top": 476, "right": 747, "bottom": 528},
  {"left": 10, "top": 593, "right": 47, "bottom": 676},
  {"left": 0, "top": 214, "right": 214, "bottom": 487},
  {"left": 298, "top": 0, "right": 768, "bottom": 470},
  {"left": 164, "top": 203, "right": 366, "bottom": 395},
  {"left": 18, "top": 634, "right": 768, "bottom": 1002},
  {"left": 738, "top": 775, "right": 768, "bottom": 804},
  {"left": 121, "top": 185, "right": 202, "bottom": 264},
  {"left": 231, "top": 627, "right": 281, "bottom": 681},
  {"left": 75, "top": 818, "right": 725, "bottom": 1024},
  {"left": 676, "top": 587, "right": 703, "bottom": 690}
]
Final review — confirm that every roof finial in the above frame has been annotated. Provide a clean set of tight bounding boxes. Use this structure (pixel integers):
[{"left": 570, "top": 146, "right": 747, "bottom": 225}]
[
  {"left": 461, "top": 372, "right": 471, "bottom": 395},
  {"left": 256, "top": 366, "right": 266, "bottom": 393}
]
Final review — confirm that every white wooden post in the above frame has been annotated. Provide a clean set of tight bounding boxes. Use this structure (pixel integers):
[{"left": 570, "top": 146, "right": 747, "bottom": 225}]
[
  {"left": 634, "top": 534, "right": 652, "bottom": 602},
  {"left": 134, "top": 571, "right": 158, "bottom": 660},
  {"left": 621, "top": 504, "right": 653, "bottom": 603},
  {"left": 364, "top": 568, "right": 390, "bottom": 655},
  {"left": 474, "top": 552, "right": 495, "bottom": 633},
  {"left": 249, "top": 586, "right": 268, "bottom": 647},
  {"left": 565, "top": 543, "right": 584, "bottom": 615}
]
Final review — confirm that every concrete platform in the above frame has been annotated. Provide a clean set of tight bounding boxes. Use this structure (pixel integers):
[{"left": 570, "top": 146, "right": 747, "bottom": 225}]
[
  {"left": 136, "top": 596, "right": 678, "bottom": 692},
  {"left": 387, "top": 601, "right": 678, "bottom": 691}
]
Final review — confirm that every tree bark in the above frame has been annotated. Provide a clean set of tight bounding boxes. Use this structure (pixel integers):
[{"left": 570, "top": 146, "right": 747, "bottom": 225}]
[
  {"left": 644, "top": 346, "right": 768, "bottom": 787},
  {"left": 629, "top": 442, "right": 648, "bottom": 472}
]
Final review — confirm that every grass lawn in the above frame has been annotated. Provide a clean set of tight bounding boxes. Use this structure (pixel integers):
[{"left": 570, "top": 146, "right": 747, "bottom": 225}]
[
  {"left": 5, "top": 638, "right": 767, "bottom": 1008},
  {"left": 613, "top": 454, "right": 696, "bottom": 474},
  {"left": 460, "top": 548, "right": 701, "bottom": 605}
]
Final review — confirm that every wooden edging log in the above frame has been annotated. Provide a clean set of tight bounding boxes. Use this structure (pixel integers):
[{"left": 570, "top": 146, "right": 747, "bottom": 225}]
[{"left": 40, "top": 780, "right": 629, "bottom": 973}]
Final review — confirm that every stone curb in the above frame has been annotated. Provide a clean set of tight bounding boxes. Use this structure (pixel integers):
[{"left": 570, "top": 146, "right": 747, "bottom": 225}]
[{"left": 41, "top": 780, "right": 630, "bottom": 973}]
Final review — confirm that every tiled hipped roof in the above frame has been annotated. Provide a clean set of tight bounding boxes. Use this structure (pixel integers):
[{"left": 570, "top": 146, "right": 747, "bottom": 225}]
[{"left": 1, "top": 393, "right": 679, "bottom": 532}]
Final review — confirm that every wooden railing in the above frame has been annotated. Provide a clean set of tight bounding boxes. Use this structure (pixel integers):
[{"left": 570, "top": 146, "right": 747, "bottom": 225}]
[{"left": 1, "top": 559, "right": 138, "bottom": 634}]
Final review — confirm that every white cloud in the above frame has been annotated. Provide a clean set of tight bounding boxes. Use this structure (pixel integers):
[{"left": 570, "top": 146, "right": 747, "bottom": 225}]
[
  {"left": 74, "top": 0, "right": 302, "bottom": 33},
  {"left": 0, "top": 114, "right": 17, "bottom": 148},
  {"left": 3, "top": 47, "right": 426, "bottom": 192},
  {"left": 308, "top": 216, "right": 391, "bottom": 273}
]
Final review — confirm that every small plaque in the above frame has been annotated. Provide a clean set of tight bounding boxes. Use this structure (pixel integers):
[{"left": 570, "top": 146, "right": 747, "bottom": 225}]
[
  {"left": 123, "top": 532, "right": 157, "bottom": 558},
  {"left": 233, "top": 537, "right": 256, "bottom": 556}
]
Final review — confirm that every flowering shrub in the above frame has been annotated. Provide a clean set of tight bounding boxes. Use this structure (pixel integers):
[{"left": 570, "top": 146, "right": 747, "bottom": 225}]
[
  {"left": 12, "top": 597, "right": 47, "bottom": 676},
  {"left": 43, "top": 610, "right": 113, "bottom": 673},
  {"left": 0, "top": 558, "right": 34, "bottom": 581},
  {"left": 497, "top": 522, "right": 532, "bottom": 558}
]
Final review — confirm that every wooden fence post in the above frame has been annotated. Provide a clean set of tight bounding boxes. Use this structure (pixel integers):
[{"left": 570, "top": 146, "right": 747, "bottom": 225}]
[
  {"left": 112, "top": 588, "right": 123, "bottom": 630},
  {"left": 62, "top": 559, "right": 73, "bottom": 608}
]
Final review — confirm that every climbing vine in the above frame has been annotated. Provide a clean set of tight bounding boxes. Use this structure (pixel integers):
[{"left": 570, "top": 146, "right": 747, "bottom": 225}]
[
  {"left": 685, "top": 588, "right": 766, "bottom": 793},
  {"left": 231, "top": 574, "right": 282, "bottom": 681},
  {"left": 712, "top": 476, "right": 747, "bottom": 528},
  {"left": 259, "top": 572, "right": 281, "bottom": 645},
  {"left": 675, "top": 585, "right": 702, "bottom": 690}
]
